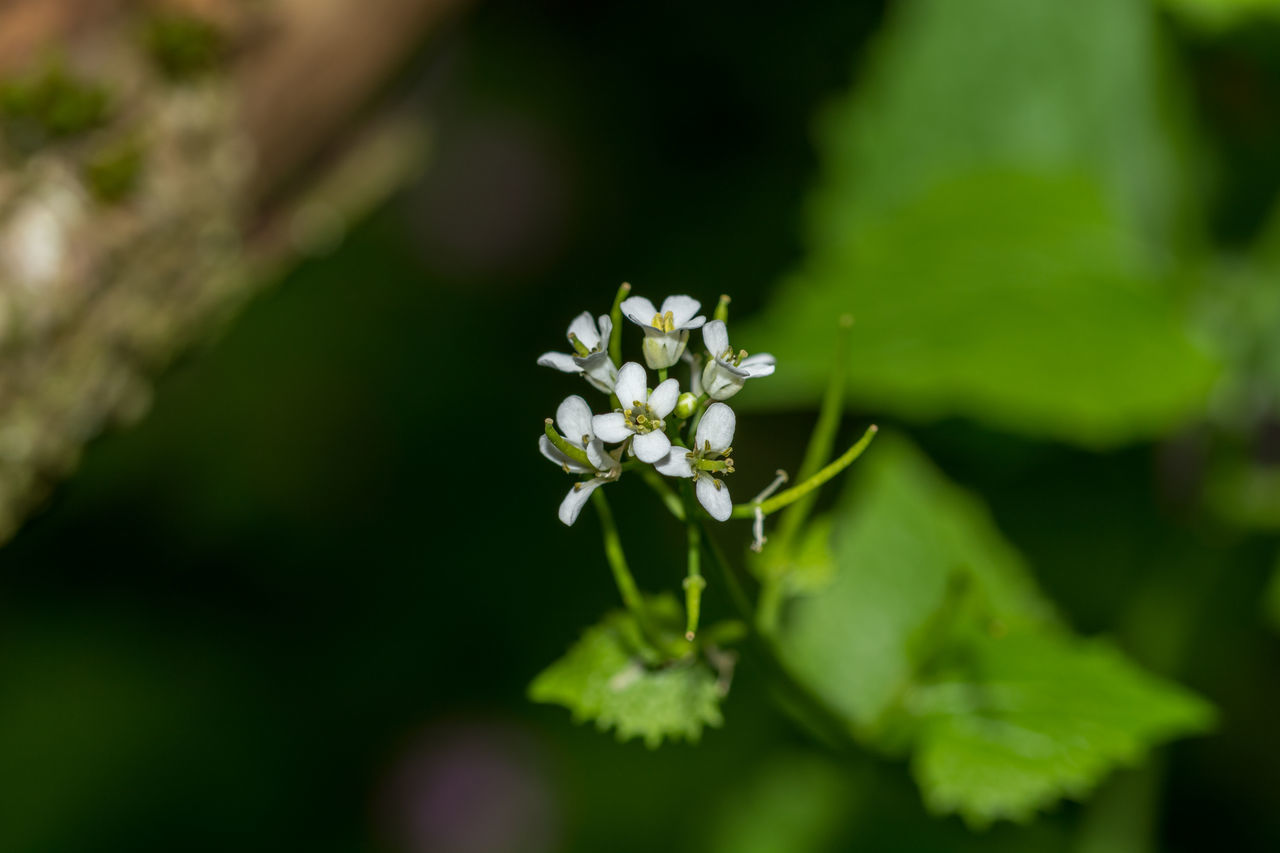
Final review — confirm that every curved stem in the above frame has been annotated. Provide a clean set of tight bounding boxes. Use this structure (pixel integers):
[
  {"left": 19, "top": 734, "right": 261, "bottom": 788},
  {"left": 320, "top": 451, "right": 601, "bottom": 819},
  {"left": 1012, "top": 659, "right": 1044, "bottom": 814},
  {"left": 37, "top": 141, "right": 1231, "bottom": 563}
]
[
  {"left": 591, "top": 489, "right": 643, "bottom": 615},
  {"left": 731, "top": 425, "right": 878, "bottom": 519},
  {"left": 592, "top": 489, "right": 688, "bottom": 659}
]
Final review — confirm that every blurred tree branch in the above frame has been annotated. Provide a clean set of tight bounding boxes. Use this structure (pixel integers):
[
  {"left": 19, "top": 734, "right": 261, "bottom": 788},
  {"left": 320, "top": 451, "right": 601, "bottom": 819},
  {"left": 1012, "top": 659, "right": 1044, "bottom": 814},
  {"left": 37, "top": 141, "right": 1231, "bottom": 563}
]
[{"left": 0, "top": 0, "right": 463, "bottom": 542}]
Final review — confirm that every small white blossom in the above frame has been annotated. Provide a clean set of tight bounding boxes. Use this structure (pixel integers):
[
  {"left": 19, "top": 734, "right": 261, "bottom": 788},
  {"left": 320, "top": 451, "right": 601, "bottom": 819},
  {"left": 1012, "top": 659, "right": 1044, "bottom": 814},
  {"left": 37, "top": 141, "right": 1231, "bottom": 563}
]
[
  {"left": 654, "top": 402, "right": 736, "bottom": 521},
  {"left": 700, "top": 320, "right": 775, "bottom": 401},
  {"left": 620, "top": 294, "right": 706, "bottom": 369},
  {"left": 592, "top": 362, "right": 681, "bottom": 463},
  {"left": 539, "top": 394, "right": 621, "bottom": 525},
  {"left": 537, "top": 312, "right": 619, "bottom": 394}
]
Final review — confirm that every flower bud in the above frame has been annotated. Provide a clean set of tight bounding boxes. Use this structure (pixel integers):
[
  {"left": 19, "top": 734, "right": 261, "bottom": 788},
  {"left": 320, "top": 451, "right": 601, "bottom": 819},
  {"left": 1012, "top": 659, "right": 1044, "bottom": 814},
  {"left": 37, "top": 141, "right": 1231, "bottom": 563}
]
[{"left": 675, "top": 392, "right": 699, "bottom": 419}]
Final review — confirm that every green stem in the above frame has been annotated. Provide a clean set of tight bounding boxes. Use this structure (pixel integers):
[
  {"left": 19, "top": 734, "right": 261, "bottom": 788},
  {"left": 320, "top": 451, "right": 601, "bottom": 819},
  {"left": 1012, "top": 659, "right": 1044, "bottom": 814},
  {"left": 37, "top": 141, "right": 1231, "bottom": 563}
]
[
  {"left": 698, "top": 520, "right": 856, "bottom": 749},
  {"left": 731, "top": 424, "right": 878, "bottom": 519},
  {"left": 592, "top": 489, "right": 688, "bottom": 659},
  {"left": 592, "top": 489, "right": 643, "bottom": 614},
  {"left": 774, "top": 315, "right": 852, "bottom": 545},
  {"left": 658, "top": 367, "right": 668, "bottom": 382},
  {"left": 683, "top": 483, "right": 705, "bottom": 640},
  {"left": 608, "top": 282, "right": 629, "bottom": 366},
  {"left": 687, "top": 397, "right": 710, "bottom": 443},
  {"left": 756, "top": 579, "right": 784, "bottom": 636}
]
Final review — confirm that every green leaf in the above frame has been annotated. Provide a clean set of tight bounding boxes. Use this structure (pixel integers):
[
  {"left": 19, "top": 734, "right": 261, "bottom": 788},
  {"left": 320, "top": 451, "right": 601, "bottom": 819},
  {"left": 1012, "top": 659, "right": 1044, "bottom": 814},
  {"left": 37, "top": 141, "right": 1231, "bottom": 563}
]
[
  {"left": 778, "top": 435, "right": 1055, "bottom": 733},
  {"left": 911, "top": 632, "right": 1215, "bottom": 826},
  {"left": 750, "top": 514, "right": 837, "bottom": 596},
  {"left": 1162, "top": 0, "right": 1280, "bottom": 30},
  {"left": 529, "top": 597, "right": 724, "bottom": 748},
  {"left": 740, "top": 0, "right": 1215, "bottom": 446},
  {"left": 774, "top": 436, "right": 1214, "bottom": 823}
]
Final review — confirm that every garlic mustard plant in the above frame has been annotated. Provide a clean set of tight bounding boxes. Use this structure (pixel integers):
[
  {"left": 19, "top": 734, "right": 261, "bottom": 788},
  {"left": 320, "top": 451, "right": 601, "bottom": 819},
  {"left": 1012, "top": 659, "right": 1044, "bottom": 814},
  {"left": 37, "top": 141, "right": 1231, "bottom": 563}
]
[
  {"left": 620, "top": 293, "right": 706, "bottom": 369},
  {"left": 539, "top": 394, "right": 621, "bottom": 525},
  {"left": 592, "top": 362, "right": 681, "bottom": 463},
  {"left": 700, "top": 320, "right": 776, "bottom": 401},
  {"left": 537, "top": 311, "right": 619, "bottom": 394},
  {"left": 533, "top": 283, "right": 877, "bottom": 743},
  {"left": 654, "top": 402, "right": 736, "bottom": 521}
]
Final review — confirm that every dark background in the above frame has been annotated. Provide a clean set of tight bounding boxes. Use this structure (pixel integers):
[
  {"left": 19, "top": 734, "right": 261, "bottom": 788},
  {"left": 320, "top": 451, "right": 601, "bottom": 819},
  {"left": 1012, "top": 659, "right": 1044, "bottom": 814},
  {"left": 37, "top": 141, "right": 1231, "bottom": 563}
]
[{"left": 3, "top": 2, "right": 1280, "bottom": 851}]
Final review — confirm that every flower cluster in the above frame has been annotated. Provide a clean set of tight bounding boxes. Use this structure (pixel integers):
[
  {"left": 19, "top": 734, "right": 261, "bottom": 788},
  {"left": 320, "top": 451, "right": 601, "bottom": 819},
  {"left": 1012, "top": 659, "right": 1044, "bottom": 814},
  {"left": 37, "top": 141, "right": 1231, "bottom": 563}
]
[{"left": 539, "top": 287, "right": 775, "bottom": 525}]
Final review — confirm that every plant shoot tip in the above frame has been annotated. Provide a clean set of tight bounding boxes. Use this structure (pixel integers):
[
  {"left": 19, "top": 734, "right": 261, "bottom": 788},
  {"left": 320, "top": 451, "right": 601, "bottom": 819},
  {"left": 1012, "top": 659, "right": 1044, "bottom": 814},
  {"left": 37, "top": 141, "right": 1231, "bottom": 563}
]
[{"left": 685, "top": 631, "right": 695, "bottom": 642}]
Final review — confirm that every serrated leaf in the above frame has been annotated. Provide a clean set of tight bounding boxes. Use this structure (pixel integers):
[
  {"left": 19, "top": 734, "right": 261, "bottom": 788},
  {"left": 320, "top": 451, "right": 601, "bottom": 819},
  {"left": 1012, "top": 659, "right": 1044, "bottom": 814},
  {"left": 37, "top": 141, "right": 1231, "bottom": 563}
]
[
  {"left": 911, "top": 632, "right": 1215, "bottom": 826},
  {"left": 774, "top": 436, "right": 1214, "bottom": 823},
  {"left": 739, "top": 0, "right": 1215, "bottom": 446},
  {"left": 778, "top": 436, "right": 1055, "bottom": 733},
  {"left": 529, "top": 599, "right": 724, "bottom": 748}
]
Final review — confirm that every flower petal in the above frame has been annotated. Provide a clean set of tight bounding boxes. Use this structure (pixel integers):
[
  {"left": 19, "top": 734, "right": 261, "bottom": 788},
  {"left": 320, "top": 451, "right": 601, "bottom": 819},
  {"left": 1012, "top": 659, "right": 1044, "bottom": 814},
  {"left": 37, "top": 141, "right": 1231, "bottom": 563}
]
[
  {"left": 654, "top": 447, "right": 694, "bottom": 478},
  {"left": 620, "top": 295, "right": 657, "bottom": 327},
  {"left": 695, "top": 402, "right": 736, "bottom": 451},
  {"left": 614, "top": 361, "right": 648, "bottom": 407},
  {"left": 556, "top": 395, "right": 595, "bottom": 445},
  {"left": 681, "top": 315, "right": 706, "bottom": 330},
  {"left": 661, "top": 295, "right": 702, "bottom": 327},
  {"left": 586, "top": 438, "right": 619, "bottom": 473},
  {"left": 648, "top": 378, "right": 680, "bottom": 418},
  {"left": 696, "top": 476, "right": 732, "bottom": 521},
  {"left": 741, "top": 353, "right": 776, "bottom": 377},
  {"left": 702, "top": 320, "right": 730, "bottom": 356},
  {"left": 567, "top": 311, "right": 600, "bottom": 349},
  {"left": 596, "top": 314, "right": 613, "bottom": 347},
  {"left": 592, "top": 412, "right": 632, "bottom": 443},
  {"left": 632, "top": 429, "right": 671, "bottom": 463},
  {"left": 537, "top": 351, "right": 580, "bottom": 373},
  {"left": 575, "top": 351, "right": 618, "bottom": 394},
  {"left": 559, "top": 478, "right": 605, "bottom": 526},
  {"left": 539, "top": 435, "right": 592, "bottom": 473}
]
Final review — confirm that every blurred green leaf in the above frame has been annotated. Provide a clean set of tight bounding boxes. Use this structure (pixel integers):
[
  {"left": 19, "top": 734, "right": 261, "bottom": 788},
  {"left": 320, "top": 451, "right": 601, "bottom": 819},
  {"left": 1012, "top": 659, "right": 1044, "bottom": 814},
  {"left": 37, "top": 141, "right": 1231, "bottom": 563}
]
[
  {"left": 778, "top": 435, "right": 1055, "bottom": 733},
  {"left": 741, "top": 0, "right": 1215, "bottom": 446},
  {"left": 751, "top": 514, "right": 837, "bottom": 596},
  {"left": 1162, "top": 0, "right": 1280, "bottom": 30},
  {"left": 530, "top": 597, "right": 724, "bottom": 748},
  {"left": 705, "top": 752, "right": 855, "bottom": 853},
  {"left": 911, "top": 632, "right": 1214, "bottom": 826},
  {"left": 775, "top": 436, "right": 1212, "bottom": 823}
]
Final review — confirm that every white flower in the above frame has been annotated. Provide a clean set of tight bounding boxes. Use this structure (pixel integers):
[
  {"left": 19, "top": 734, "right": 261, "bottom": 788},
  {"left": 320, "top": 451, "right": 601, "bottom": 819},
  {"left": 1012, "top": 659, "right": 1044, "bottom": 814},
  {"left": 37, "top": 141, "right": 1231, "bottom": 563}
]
[
  {"left": 700, "top": 320, "right": 775, "bottom": 401},
  {"left": 620, "top": 294, "right": 706, "bottom": 369},
  {"left": 592, "top": 362, "right": 681, "bottom": 463},
  {"left": 537, "top": 312, "right": 619, "bottom": 394},
  {"left": 540, "top": 395, "right": 622, "bottom": 525},
  {"left": 654, "top": 402, "right": 736, "bottom": 521}
]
